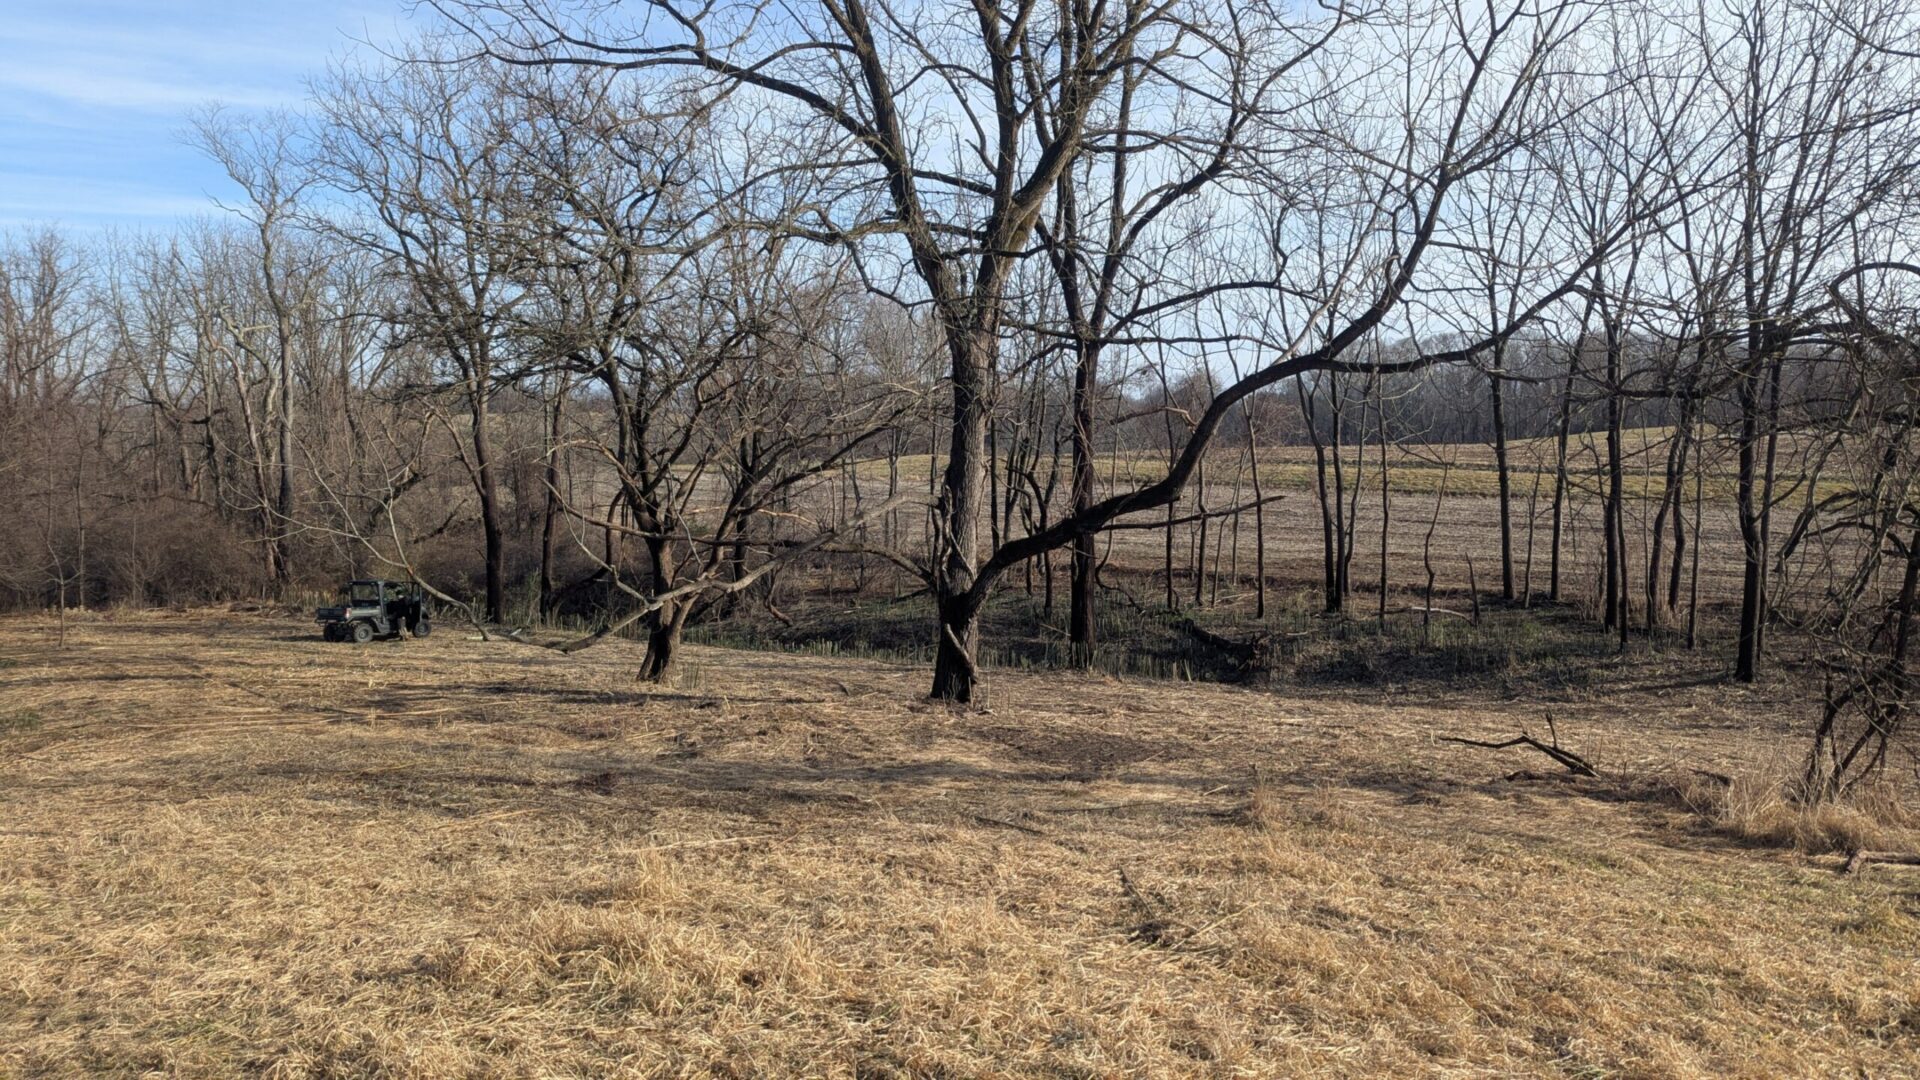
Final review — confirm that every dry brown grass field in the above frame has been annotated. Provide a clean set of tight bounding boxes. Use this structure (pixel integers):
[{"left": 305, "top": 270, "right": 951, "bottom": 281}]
[{"left": 3, "top": 609, "right": 1917, "bottom": 1077}]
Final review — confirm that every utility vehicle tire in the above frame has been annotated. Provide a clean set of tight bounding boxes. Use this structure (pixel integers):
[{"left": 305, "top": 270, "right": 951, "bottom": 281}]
[
  {"left": 411, "top": 620, "right": 431, "bottom": 639},
  {"left": 350, "top": 621, "right": 374, "bottom": 644}
]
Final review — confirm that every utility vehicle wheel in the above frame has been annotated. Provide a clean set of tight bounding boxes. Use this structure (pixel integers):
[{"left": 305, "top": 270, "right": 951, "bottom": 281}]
[
  {"left": 324, "top": 624, "right": 340, "bottom": 642},
  {"left": 411, "top": 620, "right": 431, "bottom": 639},
  {"left": 350, "top": 621, "right": 374, "bottom": 644}
]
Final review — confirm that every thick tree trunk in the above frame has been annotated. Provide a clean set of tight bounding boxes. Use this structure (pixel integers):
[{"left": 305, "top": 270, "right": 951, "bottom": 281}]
[
  {"left": 930, "top": 590, "right": 984, "bottom": 702},
  {"left": 1069, "top": 528, "right": 1096, "bottom": 664},
  {"left": 638, "top": 602, "right": 688, "bottom": 684},
  {"left": 929, "top": 328, "right": 992, "bottom": 702}
]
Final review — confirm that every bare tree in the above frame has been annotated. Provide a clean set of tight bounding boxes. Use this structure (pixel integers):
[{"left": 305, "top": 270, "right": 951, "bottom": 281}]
[
  {"left": 494, "top": 66, "right": 917, "bottom": 678},
  {"left": 311, "top": 50, "right": 535, "bottom": 623},
  {"left": 1676, "top": 0, "right": 1920, "bottom": 680},
  {"left": 1777, "top": 263, "right": 1920, "bottom": 798},
  {"left": 431, "top": 0, "right": 1658, "bottom": 700},
  {"left": 190, "top": 108, "right": 317, "bottom": 591}
]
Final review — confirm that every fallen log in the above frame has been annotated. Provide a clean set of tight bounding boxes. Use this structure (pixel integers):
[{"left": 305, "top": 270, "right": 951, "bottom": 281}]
[{"left": 1843, "top": 849, "right": 1920, "bottom": 874}]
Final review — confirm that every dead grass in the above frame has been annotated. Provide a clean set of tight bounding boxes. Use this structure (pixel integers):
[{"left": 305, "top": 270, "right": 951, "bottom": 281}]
[
  {"left": 2, "top": 609, "right": 1918, "bottom": 1078},
  {"left": 1683, "top": 770, "right": 1920, "bottom": 855}
]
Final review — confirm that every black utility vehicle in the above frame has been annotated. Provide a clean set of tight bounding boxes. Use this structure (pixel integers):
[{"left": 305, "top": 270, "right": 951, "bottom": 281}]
[{"left": 317, "top": 580, "right": 432, "bottom": 643}]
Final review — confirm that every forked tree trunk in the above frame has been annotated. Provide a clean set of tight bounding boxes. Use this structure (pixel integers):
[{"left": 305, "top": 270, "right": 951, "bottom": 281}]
[
  {"left": 1297, "top": 375, "right": 1339, "bottom": 613},
  {"left": 929, "top": 328, "right": 993, "bottom": 703},
  {"left": 638, "top": 602, "right": 689, "bottom": 684},
  {"left": 930, "top": 590, "right": 985, "bottom": 702},
  {"left": 1646, "top": 397, "right": 1693, "bottom": 633}
]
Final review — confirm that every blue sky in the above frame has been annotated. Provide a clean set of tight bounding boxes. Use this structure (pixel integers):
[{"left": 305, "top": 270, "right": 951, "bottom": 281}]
[{"left": 0, "top": 1, "right": 414, "bottom": 231}]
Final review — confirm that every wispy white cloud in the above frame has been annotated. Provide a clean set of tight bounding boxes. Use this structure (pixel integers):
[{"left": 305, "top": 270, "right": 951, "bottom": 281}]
[
  {"left": 0, "top": 1, "right": 417, "bottom": 227},
  {"left": 0, "top": 1, "right": 404, "bottom": 65},
  {"left": 3, "top": 12, "right": 353, "bottom": 70},
  {"left": 0, "top": 64, "right": 295, "bottom": 113}
]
